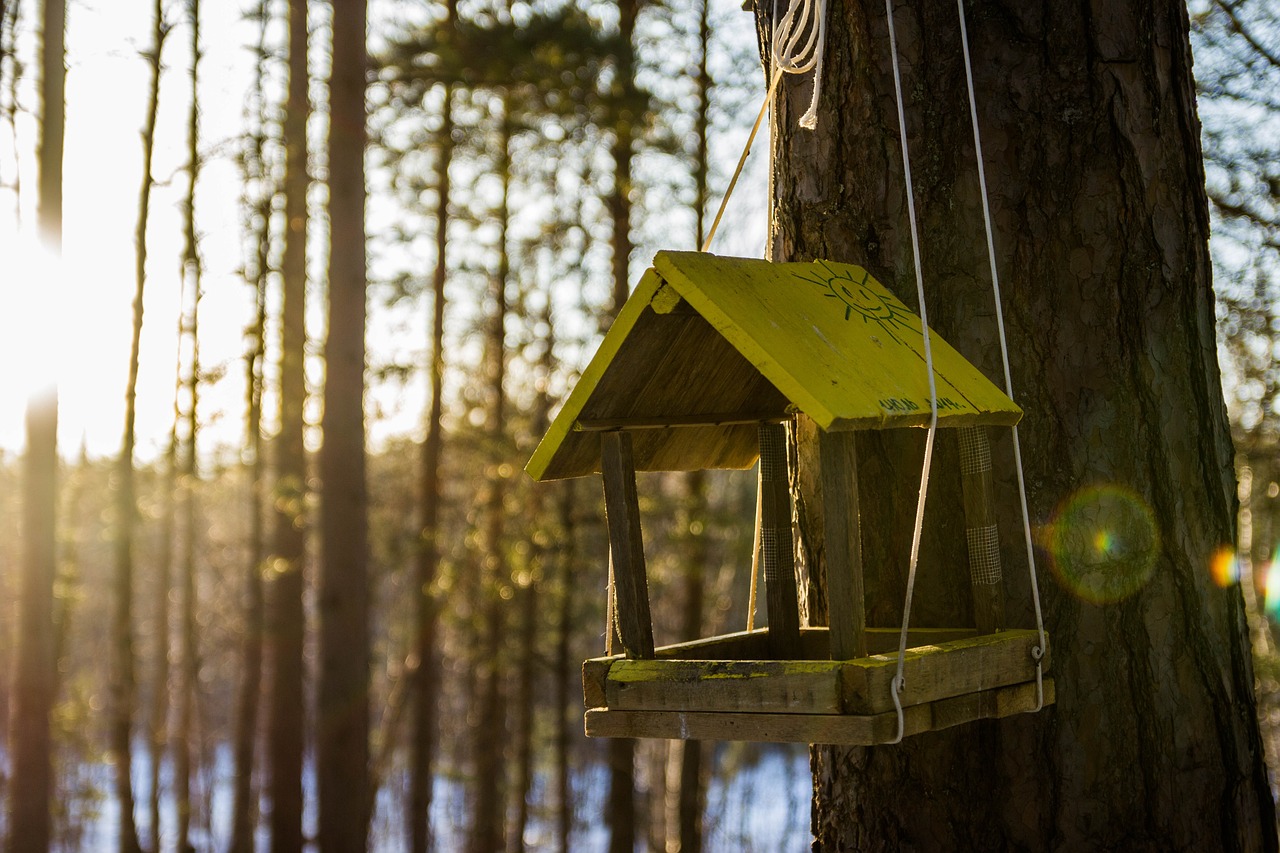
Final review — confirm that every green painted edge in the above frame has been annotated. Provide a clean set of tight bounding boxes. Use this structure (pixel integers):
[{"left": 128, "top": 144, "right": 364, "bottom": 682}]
[
  {"left": 525, "top": 269, "right": 665, "bottom": 481},
  {"left": 608, "top": 659, "right": 844, "bottom": 684}
]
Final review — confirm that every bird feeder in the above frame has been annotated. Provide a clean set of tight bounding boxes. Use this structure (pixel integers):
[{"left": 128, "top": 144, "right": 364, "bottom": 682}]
[{"left": 526, "top": 252, "right": 1053, "bottom": 745}]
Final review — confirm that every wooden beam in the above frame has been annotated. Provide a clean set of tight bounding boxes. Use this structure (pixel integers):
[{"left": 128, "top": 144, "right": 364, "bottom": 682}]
[
  {"left": 601, "top": 431, "right": 655, "bottom": 659},
  {"left": 958, "top": 427, "right": 1006, "bottom": 632},
  {"left": 606, "top": 659, "right": 844, "bottom": 714},
  {"left": 813, "top": 422, "right": 866, "bottom": 659},
  {"left": 575, "top": 412, "right": 788, "bottom": 432},
  {"left": 587, "top": 629, "right": 1046, "bottom": 717},
  {"left": 584, "top": 678, "right": 1054, "bottom": 744},
  {"left": 840, "top": 629, "right": 1047, "bottom": 714},
  {"left": 759, "top": 423, "right": 801, "bottom": 657}
]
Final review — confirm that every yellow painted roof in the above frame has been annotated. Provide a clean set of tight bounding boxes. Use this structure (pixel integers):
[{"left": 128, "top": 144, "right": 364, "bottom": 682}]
[{"left": 527, "top": 252, "right": 1020, "bottom": 481}]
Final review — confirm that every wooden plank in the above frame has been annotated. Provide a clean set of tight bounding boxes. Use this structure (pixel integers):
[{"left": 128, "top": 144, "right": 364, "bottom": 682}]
[
  {"left": 601, "top": 431, "right": 655, "bottom": 659},
  {"left": 575, "top": 412, "right": 788, "bottom": 431},
  {"left": 759, "top": 423, "right": 801, "bottom": 658},
  {"left": 583, "top": 659, "right": 612, "bottom": 710},
  {"left": 813, "top": 421, "right": 866, "bottom": 659},
  {"left": 958, "top": 426, "right": 1006, "bottom": 633},
  {"left": 605, "top": 659, "right": 844, "bottom": 714},
  {"left": 527, "top": 269, "right": 666, "bottom": 481},
  {"left": 841, "top": 629, "right": 1049, "bottom": 714},
  {"left": 585, "top": 678, "right": 1054, "bottom": 744},
  {"left": 652, "top": 252, "right": 1023, "bottom": 431}
]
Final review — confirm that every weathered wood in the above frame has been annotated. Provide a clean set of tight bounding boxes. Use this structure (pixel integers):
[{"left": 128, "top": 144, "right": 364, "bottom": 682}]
[
  {"left": 585, "top": 629, "right": 1047, "bottom": 717},
  {"left": 583, "top": 658, "right": 612, "bottom": 710},
  {"left": 759, "top": 423, "right": 802, "bottom": 657},
  {"left": 815, "top": 421, "right": 866, "bottom": 659},
  {"left": 585, "top": 678, "right": 1054, "bottom": 744},
  {"left": 841, "top": 629, "right": 1047, "bottom": 714},
  {"left": 528, "top": 254, "right": 1025, "bottom": 482},
  {"left": 583, "top": 625, "right": 976, "bottom": 668},
  {"left": 576, "top": 412, "right": 788, "bottom": 431},
  {"left": 958, "top": 426, "right": 1006, "bottom": 632},
  {"left": 606, "top": 659, "right": 844, "bottom": 714},
  {"left": 601, "top": 431, "right": 655, "bottom": 659}
]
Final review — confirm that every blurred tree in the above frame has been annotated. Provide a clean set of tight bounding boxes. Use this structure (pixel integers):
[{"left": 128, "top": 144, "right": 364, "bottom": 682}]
[
  {"left": 318, "top": 0, "right": 372, "bottom": 845},
  {"left": 7, "top": 0, "right": 63, "bottom": 849},
  {"left": 172, "top": 0, "right": 204, "bottom": 846},
  {"left": 229, "top": 3, "right": 274, "bottom": 849},
  {"left": 109, "top": 2, "right": 165, "bottom": 850},
  {"left": 1192, "top": 0, "right": 1280, "bottom": 613},
  {"left": 266, "top": 0, "right": 310, "bottom": 847},
  {"left": 758, "top": 1, "right": 1279, "bottom": 848}
]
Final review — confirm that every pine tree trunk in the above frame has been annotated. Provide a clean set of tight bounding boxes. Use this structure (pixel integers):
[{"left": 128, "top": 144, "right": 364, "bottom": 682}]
[
  {"left": 229, "top": 11, "right": 272, "bottom": 844},
  {"left": 605, "top": 3, "right": 640, "bottom": 846},
  {"left": 148, "top": 423, "right": 176, "bottom": 853},
  {"left": 267, "top": 0, "right": 309, "bottom": 847},
  {"left": 6, "top": 0, "right": 62, "bottom": 847},
  {"left": 554, "top": 480, "right": 577, "bottom": 853},
  {"left": 173, "top": 3, "right": 203, "bottom": 845},
  {"left": 408, "top": 2, "right": 457, "bottom": 842},
  {"left": 317, "top": 0, "right": 370, "bottom": 846},
  {"left": 761, "top": 2, "right": 1278, "bottom": 849},
  {"left": 468, "top": 95, "right": 512, "bottom": 853},
  {"left": 111, "top": 5, "right": 163, "bottom": 848}
]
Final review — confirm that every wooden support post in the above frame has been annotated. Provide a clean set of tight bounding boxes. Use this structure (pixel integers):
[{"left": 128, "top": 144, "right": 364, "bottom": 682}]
[
  {"left": 759, "top": 422, "right": 801, "bottom": 658},
  {"left": 601, "top": 431, "right": 656, "bottom": 659},
  {"left": 958, "top": 427, "right": 1006, "bottom": 633},
  {"left": 817, "top": 426, "right": 866, "bottom": 660}
]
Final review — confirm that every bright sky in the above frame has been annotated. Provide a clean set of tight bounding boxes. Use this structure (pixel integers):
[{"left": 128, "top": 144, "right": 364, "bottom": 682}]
[
  {"left": 0, "top": 0, "right": 283, "bottom": 462},
  {"left": 0, "top": 0, "right": 767, "bottom": 463}
]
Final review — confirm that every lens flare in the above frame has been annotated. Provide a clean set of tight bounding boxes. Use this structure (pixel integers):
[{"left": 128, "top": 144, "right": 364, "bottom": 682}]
[
  {"left": 1210, "top": 546, "right": 1242, "bottom": 589},
  {"left": 1046, "top": 484, "right": 1160, "bottom": 604},
  {"left": 1264, "top": 553, "right": 1280, "bottom": 618}
]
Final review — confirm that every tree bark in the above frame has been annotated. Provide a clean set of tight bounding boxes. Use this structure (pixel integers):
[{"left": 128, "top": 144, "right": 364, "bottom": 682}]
[
  {"left": 229, "top": 8, "right": 272, "bottom": 849},
  {"left": 172, "top": 2, "right": 203, "bottom": 845},
  {"left": 318, "top": 0, "right": 370, "bottom": 846},
  {"left": 554, "top": 479, "right": 577, "bottom": 853},
  {"left": 409, "top": 5, "right": 456, "bottom": 847},
  {"left": 467, "top": 92, "right": 512, "bottom": 853},
  {"left": 7, "top": 0, "right": 62, "bottom": 848},
  {"left": 760, "top": 1, "right": 1278, "bottom": 849},
  {"left": 267, "top": 0, "right": 309, "bottom": 848},
  {"left": 111, "top": 4, "right": 164, "bottom": 849},
  {"left": 604, "top": 3, "right": 641, "bottom": 845}
]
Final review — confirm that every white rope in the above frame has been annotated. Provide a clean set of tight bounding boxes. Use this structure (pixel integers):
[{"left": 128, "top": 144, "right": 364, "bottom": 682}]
[
  {"left": 885, "top": 0, "right": 940, "bottom": 746},
  {"left": 702, "top": 0, "right": 829, "bottom": 252},
  {"left": 956, "top": 0, "right": 1047, "bottom": 709}
]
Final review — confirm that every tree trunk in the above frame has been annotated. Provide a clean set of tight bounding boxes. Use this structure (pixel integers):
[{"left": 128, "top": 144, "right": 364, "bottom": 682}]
[
  {"left": 7, "top": 0, "right": 62, "bottom": 847},
  {"left": 173, "top": 2, "right": 203, "bottom": 845},
  {"left": 605, "top": 3, "right": 641, "bottom": 846},
  {"left": 229, "top": 8, "right": 272, "bottom": 847},
  {"left": 267, "top": 0, "right": 309, "bottom": 848},
  {"left": 148, "top": 421, "right": 177, "bottom": 853},
  {"left": 761, "top": 2, "right": 1278, "bottom": 849},
  {"left": 554, "top": 479, "right": 577, "bottom": 853},
  {"left": 111, "top": 5, "right": 163, "bottom": 849},
  {"left": 318, "top": 0, "right": 370, "bottom": 846},
  {"left": 468, "top": 93, "right": 512, "bottom": 853},
  {"left": 409, "top": 5, "right": 457, "bottom": 847}
]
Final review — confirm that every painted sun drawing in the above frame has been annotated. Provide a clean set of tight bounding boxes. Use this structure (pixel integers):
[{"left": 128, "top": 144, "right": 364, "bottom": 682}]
[{"left": 796, "top": 261, "right": 921, "bottom": 347}]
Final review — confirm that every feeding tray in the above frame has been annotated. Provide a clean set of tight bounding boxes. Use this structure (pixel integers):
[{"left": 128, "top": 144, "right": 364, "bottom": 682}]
[
  {"left": 583, "top": 627, "right": 1051, "bottom": 745},
  {"left": 528, "top": 252, "right": 1052, "bottom": 745}
]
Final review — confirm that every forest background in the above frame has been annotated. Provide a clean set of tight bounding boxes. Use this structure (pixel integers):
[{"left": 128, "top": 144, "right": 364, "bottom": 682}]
[{"left": 0, "top": 0, "right": 1278, "bottom": 851}]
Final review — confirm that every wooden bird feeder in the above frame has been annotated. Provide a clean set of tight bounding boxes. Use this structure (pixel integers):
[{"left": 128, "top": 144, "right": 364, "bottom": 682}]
[{"left": 527, "top": 252, "right": 1053, "bottom": 745}]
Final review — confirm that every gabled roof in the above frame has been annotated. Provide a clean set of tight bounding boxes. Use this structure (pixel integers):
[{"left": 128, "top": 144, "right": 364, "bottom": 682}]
[{"left": 527, "top": 252, "right": 1021, "bottom": 481}]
